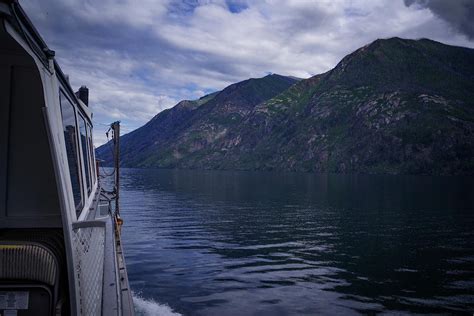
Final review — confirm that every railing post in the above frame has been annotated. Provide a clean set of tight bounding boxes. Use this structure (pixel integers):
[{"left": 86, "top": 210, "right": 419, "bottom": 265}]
[{"left": 112, "top": 121, "right": 120, "bottom": 216}]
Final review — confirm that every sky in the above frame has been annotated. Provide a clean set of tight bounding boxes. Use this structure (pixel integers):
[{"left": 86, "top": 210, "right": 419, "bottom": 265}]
[{"left": 21, "top": 0, "right": 474, "bottom": 146}]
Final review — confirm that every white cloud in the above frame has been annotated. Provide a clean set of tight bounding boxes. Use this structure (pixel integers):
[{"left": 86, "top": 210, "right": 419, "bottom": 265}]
[{"left": 20, "top": 0, "right": 474, "bottom": 146}]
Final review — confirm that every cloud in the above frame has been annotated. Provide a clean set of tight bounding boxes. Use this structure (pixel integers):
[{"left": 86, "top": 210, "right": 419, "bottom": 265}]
[
  {"left": 404, "top": 0, "right": 474, "bottom": 39},
  {"left": 20, "top": 0, "right": 474, "bottom": 145}
]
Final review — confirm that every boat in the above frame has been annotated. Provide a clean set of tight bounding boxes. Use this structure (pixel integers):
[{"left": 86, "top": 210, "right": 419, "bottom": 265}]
[{"left": 0, "top": 1, "right": 134, "bottom": 315}]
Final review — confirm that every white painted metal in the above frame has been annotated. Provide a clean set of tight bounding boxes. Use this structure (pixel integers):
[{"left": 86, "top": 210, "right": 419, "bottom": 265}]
[
  {"left": 72, "top": 224, "right": 105, "bottom": 316},
  {"left": 1, "top": 4, "right": 133, "bottom": 314}
]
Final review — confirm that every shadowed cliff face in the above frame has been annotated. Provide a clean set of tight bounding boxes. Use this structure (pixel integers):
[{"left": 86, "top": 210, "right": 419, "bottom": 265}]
[
  {"left": 97, "top": 38, "right": 474, "bottom": 175},
  {"left": 96, "top": 74, "right": 298, "bottom": 168}
]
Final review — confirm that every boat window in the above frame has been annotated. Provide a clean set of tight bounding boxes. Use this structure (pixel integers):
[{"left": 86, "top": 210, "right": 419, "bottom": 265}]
[
  {"left": 59, "top": 92, "right": 83, "bottom": 212},
  {"left": 87, "top": 123, "right": 97, "bottom": 184},
  {"left": 79, "top": 115, "right": 92, "bottom": 194}
]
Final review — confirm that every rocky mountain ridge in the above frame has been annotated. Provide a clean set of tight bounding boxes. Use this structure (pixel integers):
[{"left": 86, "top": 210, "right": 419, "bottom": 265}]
[{"left": 97, "top": 38, "right": 474, "bottom": 175}]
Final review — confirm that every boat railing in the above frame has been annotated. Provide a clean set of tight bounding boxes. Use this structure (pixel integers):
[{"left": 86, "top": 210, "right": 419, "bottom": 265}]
[{"left": 72, "top": 220, "right": 106, "bottom": 316}]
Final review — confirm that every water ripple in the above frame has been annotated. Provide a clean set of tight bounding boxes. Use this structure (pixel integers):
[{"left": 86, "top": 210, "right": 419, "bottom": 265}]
[{"left": 117, "top": 169, "right": 474, "bottom": 315}]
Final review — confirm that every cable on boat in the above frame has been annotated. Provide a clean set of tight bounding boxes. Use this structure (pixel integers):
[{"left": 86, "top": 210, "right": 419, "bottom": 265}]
[
  {"left": 98, "top": 122, "right": 121, "bottom": 217},
  {"left": 98, "top": 125, "right": 117, "bottom": 178}
]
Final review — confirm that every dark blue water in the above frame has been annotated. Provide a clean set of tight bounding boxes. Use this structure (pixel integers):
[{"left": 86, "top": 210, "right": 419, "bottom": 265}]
[{"left": 118, "top": 168, "right": 474, "bottom": 315}]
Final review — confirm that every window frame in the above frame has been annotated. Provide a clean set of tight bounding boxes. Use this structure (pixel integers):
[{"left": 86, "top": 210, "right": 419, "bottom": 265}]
[
  {"left": 59, "top": 90, "right": 84, "bottom": 214},
  {"left": 78, "top": 113, "right": 92, "bottom": 195},
  {"left": 87, "top": 123, "right": 97, "bottom": 184}
]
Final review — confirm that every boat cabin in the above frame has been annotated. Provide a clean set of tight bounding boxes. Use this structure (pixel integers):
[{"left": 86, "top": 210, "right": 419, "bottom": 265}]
[{"left": 0, "top": 1, "right": 133, "bottom": 315}]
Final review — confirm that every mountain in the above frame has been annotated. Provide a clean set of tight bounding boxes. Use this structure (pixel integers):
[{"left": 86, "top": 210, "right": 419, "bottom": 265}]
[
  {"left": 96, "top": 74, "right": 299, "bottom": 168},
  {"left": 97, "top": 38, "right": 474, "bottom": 175}
]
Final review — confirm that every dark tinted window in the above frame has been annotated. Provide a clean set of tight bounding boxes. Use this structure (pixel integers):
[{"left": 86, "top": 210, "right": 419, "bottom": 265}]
[
  {"left": 59, "top": 92, "right": 82, "bottom": 211},
  {"left": 87, "top": 124, "right": 96, "bottom": 183},
  {"left": 79, "top": 115, "right": 91, "bottom": 194}
]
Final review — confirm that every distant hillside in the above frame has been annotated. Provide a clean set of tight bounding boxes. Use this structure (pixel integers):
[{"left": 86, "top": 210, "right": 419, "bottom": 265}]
[
  {"left": 96, "top": 74, "right": 298, "bottom": 167},
  {"left": 97, "top": 38, "right": 474, "bottom": 175}
]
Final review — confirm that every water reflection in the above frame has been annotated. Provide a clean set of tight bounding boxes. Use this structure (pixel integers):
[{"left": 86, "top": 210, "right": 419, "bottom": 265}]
[{"left": 118, "top": 169, "right": 474, "bottom": 315}]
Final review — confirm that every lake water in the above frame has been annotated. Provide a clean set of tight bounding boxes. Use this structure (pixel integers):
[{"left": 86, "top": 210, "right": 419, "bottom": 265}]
[{"left": 117, "top": 168, "right": 474, "bottom": 315}]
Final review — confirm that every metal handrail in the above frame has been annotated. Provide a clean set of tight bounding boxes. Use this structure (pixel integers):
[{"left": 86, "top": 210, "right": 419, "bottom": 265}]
[{"left": 72, "top": 220, "right": 106, "bottom": 229}]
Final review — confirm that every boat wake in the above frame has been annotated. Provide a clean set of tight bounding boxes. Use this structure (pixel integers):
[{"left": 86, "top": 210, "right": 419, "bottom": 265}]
[{"left": 133, "top": 293, "right": 182, "bottom": 316}]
